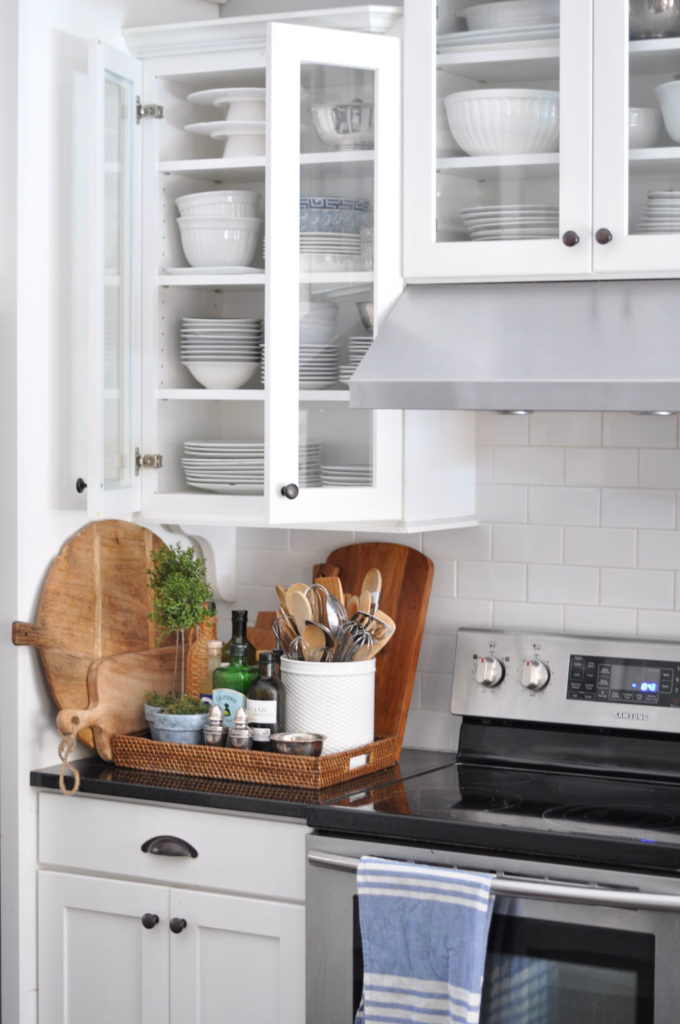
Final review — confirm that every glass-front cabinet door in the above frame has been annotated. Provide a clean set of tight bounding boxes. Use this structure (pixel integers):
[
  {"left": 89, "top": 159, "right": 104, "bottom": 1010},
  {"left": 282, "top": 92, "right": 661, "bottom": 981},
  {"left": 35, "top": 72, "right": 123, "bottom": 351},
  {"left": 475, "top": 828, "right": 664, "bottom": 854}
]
[{"left": 403, "top": 0, "right": 593, "bottom": 280}]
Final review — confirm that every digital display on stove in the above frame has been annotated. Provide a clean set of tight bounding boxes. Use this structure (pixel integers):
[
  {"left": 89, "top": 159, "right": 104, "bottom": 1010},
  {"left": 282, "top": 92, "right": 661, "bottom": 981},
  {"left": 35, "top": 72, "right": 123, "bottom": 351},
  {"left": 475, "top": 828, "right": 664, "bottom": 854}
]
[{"left": 567, "top": 654, "right": 680, "bottom": 707}]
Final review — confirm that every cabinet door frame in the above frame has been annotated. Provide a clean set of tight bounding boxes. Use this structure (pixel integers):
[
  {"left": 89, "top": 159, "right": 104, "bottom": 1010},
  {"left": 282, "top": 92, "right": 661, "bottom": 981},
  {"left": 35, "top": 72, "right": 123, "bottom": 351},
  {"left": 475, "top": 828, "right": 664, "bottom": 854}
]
[
  {"left": 88, "top": 41, "right": 143, "bottom": 518},
  {"left": 38, "top": 870, "right": 169, "bottom": 1024},
  {"left": 265, "top": 22, "right": 404, "bottom": 524},
  {"left": 402, "top": 0, "right": 594, "bottom": 281}
]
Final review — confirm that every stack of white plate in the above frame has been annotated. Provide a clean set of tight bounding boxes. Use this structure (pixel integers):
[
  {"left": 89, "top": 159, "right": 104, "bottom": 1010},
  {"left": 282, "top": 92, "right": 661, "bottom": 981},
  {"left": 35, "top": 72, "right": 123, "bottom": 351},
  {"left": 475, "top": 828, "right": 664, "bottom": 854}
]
[
  {"left": 637, "top": 191, "right": 680, "bottom": 233},
  {"left": 180, "top": 317, "right": 263, "bottom": 389},
  {"left": 259, "top": 342, "right": 340, "bottom": 389},
  {"left": 339, "top": 336, "right": 372, "bottom": 386},
  {"left": 299, "top": 233, "right": 362, "bottom": 273},
  {"left": 182, "top": 441, "right": 322, "bottom": 495},
  {"left": 460, "top": 204, "right": 559, "bottom": 240},
  {"left": 320, "top": 464, "right": 372, "bottom": 487},
  {"left": 184, "top": 87, "right": 266, "bottom": 158}
]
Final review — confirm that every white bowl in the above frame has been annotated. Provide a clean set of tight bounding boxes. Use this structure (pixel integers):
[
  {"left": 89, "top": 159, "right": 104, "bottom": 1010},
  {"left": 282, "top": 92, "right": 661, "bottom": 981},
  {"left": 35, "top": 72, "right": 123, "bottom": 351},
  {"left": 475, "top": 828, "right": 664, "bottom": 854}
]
[
  {"left": 655, "top": 81, "right": 680, "bottom": 143},
  {"left": 629, "top": 106, "right": 662, "bottom": 148},
  {"left": 182, "top": 361, "right": 258, "bottom": 389},
  {"left": 311, "top": 100, "right": 374, "bottom": 150},
  {"left": 443, "top": 88, "right": 559, "bottom": 156},
  {"left": 177, "top": 216, "right": 261, "bottom": 268},
  {"left": 462, "top": 0, "right": 560, "bottom": 31},
  {"left": 175, "top": 190, "right": 260, "bottom": 218}
]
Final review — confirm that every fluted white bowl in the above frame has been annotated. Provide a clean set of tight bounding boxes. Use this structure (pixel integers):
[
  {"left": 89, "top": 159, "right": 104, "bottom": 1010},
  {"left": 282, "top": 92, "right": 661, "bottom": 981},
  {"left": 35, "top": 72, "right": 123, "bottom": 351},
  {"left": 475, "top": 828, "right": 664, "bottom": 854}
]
[
  {"left": 461, "top": 0, "right": 559, "bottom": 30},
  {"left": 655, "top": 81, "right": 680, "bottom": 143},
  {"left": 629, "top": 106, "right": 662, "bottom": 148},
  {"left": 444, "top": 88, "right": 559, "bottom": 156},
  {"left": 177, "top": 215, "right": 261, "bottom": 268},
  {"left": 182, "top": 361, "right": 258, "bottom": 389},
  {"left": 175, "top": 190, "right": 260, "bottom": 218}
]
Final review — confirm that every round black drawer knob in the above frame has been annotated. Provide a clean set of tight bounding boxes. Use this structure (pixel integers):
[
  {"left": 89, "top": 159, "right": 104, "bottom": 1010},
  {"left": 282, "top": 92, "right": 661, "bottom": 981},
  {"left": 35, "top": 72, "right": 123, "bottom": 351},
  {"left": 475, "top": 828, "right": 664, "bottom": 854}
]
[
  {"left": 141, "top": 913, "right": 159, "bottom": 930},
  {"left": 595, "top": 227, "right": 613, "bottom": 244},
  {"left": 562, "top": 230, "right": 580, "bottom": 247},
  {"left": 280, "top": 483, "right": 299, "bottom": 499},
  {"left": 169, "top": 917, "right": 187, "bottom": 934},
  {"left": 75, "top": 478, "right": 88, "bottom": 493}
]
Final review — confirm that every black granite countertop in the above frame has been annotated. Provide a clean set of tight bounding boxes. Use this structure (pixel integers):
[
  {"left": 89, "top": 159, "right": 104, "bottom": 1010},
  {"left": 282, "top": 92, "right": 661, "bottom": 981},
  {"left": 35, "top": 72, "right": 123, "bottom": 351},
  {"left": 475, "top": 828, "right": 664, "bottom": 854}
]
[{"left": 30, "top": 748, "right": 456, "bottom": 821}]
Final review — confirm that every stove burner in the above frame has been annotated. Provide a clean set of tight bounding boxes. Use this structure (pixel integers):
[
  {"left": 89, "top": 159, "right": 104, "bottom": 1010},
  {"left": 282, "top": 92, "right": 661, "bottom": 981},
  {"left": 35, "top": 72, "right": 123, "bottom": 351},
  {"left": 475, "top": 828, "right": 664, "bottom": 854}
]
[{"left": 543, "top": 804, "right": 679, "bottom": 832}]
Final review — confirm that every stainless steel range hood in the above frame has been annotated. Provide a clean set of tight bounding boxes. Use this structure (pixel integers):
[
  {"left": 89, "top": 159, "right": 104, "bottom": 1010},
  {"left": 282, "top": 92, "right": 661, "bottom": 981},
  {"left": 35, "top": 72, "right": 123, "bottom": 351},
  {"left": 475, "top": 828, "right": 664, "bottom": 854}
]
[{"left": 349, "top": 279, "right": 680, "bottom": 412}]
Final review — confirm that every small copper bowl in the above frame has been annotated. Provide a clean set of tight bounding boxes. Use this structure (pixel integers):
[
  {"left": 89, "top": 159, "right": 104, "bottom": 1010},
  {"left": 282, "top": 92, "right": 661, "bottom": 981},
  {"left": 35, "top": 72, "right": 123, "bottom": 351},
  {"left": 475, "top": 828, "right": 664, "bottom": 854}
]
[{"left": 270, "top": 732, "right": 325, "bottom": 756}]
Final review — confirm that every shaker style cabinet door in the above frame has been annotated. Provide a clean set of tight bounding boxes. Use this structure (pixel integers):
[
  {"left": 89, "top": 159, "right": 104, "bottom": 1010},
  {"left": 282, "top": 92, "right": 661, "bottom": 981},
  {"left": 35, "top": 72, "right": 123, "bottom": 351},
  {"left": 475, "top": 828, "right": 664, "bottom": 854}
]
[
  {"left": 38, "top": 871, "right": 169, "bottom": 1024},
  {"left": 403, "top": 0, "right": 593, "bottom": 281},
  {"left": 87, "top": 41, "right": 142, "bottom": 518}
]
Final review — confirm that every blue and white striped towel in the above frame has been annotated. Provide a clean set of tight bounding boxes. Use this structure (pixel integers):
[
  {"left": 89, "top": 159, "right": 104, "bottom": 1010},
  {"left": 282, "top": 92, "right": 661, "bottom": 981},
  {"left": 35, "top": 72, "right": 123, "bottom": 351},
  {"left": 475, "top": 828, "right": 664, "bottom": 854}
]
[{"left": 355, "top": 856, "right": 495, "bottom": 1024}]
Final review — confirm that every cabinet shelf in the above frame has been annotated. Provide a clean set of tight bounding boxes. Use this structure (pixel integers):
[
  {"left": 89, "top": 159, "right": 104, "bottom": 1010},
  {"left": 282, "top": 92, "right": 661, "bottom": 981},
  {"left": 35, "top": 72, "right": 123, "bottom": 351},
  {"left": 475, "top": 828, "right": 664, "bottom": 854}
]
[
  {"left": 437, "top": 41, "right": 559, "bottom": 82},
  {"left": 157, "top": 388, "right": 352, "bottom": 401},
  {"left": 158, "top": 271, "right": 265, "bottom": 287},
  {"left": 630, "top": 36, "right": 680, "bottom": 75},
  {"left": 436, "top": 152, "right": 558, "bottom": 177},
  {"left": 629, "top": 146, "right": 680, "bottom": 173},
  {"left": 160, "top": 157, "right": 266, "bottom": 181}
]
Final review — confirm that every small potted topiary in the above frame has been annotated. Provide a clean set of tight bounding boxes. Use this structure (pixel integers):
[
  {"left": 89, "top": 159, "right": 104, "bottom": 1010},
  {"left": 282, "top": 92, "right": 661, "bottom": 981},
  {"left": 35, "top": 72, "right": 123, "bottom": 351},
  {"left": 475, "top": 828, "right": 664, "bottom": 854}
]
[{"left": 144, "top": 542, "right": 214, "bottom": 743}]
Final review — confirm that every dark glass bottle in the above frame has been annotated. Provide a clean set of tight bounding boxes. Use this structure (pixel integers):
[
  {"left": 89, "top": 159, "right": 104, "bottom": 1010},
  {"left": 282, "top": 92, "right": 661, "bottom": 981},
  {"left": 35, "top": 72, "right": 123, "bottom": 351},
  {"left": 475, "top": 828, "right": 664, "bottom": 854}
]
[
  {"left": 222, "top": 609, "right": 257, "bottom": 666},
  {"left": 212, "top": 642, "right": 258, "bottom": 726},
  {"left": 246, "top": 651, "right": 285, "bottom": 752}
]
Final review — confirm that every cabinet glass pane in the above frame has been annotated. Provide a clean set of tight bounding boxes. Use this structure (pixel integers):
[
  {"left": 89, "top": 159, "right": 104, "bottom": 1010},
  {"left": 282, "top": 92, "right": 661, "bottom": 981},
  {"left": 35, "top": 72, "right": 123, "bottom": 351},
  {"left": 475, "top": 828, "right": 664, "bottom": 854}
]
[
  {"left": 103, "top": 71, "right": 133, "bottom": 490},
  {"left": 628, "top": 15, "right": 680, "bottom": 238},
  {"left": 435, "top": 0, "right": 560, "bottom": 244},
  {"left": 299, "top": 62, "right": 375, "bottom": 492}
]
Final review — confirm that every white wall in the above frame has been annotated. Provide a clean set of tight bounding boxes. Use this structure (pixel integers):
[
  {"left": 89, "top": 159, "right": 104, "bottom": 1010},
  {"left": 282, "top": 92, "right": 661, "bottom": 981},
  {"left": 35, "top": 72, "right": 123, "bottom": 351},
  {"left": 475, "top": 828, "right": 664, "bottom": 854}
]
[{"left": 227, "top": 410, "right": 680, "bottom": 752}]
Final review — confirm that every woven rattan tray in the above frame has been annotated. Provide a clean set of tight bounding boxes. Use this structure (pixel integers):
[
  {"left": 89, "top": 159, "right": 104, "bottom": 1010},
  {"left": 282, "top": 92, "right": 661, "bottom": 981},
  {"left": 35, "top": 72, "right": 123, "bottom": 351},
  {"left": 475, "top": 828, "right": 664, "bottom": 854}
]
[{"left": 111, "top": 733, "right": 399, "bottom": 790}]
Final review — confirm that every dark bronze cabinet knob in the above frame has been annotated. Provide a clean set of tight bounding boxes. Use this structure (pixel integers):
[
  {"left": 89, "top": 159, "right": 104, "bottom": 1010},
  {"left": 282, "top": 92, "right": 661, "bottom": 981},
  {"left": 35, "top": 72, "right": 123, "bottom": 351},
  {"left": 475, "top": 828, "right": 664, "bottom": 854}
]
[
  {"left": 141, "top": 913, "right": 159, "bottom": 930},
  {"left": 280, "top": 483, "right": 299, "bottom": 499},
  {"left": 561, "top": 230, "right": 580, "bottom": 247},
  {"left": 169, "top": 917, "right": 187, "bottom": 934},
  {"left": 595, "top": 227, "right": 613, "bottom": 244},
  {"left": 75, "top": 478, "right": 87, "bottom": 493}
]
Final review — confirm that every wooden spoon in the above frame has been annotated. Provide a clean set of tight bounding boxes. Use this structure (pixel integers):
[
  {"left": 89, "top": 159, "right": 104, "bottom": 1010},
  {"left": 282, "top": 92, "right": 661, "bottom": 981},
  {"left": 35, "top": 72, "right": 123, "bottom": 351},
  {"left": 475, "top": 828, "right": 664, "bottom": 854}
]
[
  {"left": 360, "top": 567, "right": 382, "bottom": 615},
  {"left": 275, "top": 584, "right": 289, "bottom": 613},
  {"left": 345, "top": 593, "right": 359, "bottom": 618},
  {"left": 302, "top": 621, "right": 328, "bottom": 654},
  {"left": 285, "top": 582, "right": 308, "bottom": 617},
  {"left": 288, "top": 589, "right": 314, "bottom": 636}
]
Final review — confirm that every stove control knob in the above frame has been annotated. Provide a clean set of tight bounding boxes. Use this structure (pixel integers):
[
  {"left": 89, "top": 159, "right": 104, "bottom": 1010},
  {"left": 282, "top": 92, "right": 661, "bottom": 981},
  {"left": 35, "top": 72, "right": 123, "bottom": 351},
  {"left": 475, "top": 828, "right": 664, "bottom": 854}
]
[
  {"left": 521, "top": 659, "right": 550, "bottom": 691},
  {"left": 475, "top": 656, "right": 505, "bottom": 687}
]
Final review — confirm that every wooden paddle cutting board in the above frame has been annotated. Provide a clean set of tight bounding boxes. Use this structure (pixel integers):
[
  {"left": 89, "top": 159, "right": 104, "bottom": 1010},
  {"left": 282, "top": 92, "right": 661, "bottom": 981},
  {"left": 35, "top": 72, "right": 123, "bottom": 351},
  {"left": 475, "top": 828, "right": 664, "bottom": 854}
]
[
  {"left": 326, "top": 542, "right": 434, "bottom": 753},
  {"left": 12, "top": 519, "right": 171, "bottom": 751}
]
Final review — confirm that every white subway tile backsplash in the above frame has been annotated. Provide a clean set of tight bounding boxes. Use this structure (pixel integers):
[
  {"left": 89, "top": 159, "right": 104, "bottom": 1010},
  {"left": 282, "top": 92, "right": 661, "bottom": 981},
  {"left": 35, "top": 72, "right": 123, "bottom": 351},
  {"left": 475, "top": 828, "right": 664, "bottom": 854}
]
[
  {"left": 639, "top": 449, "right": 680, "bottom": 488},
  {"left": 492, "top": 523, "right": 562, "bottom": 564},
  {"left": 600, "top": 568, "right": 674, "bottom": 609},
  {"left": 565, "top": 448, "right": 637, "bottom": 488},
  {"left": 638, "top": 529, "right": 680, "bottom": 570},
  {"left": 638, "top": 609, "right": 680, "bottom": 638},
  {"left": 476, "top": 446, "right": 493, "bottom": 483},
  {"left": 431, "top": 558, "right": 456, "bottom": 598},
  {"left": 476, "top": 412, "right": 529, "bottom": 445},
  {"left": 417, "top": 633, "right": 457, "bottom": 674},
  {"left": 492, "top": 601, "right": 563, "bottom": 630},
  {"left": 564, "top": 606, "right": 637, "bottom": 635},
  {"left": 426, "top": 596, "right": 493, "bottom": 634},
  {"left": 529, "top": 486, "right": 599, "bottom": 525},
  {"left": 477, "top": 484, "right": 528, "bottom": 523},
  {"left": 603, "top": 413, "right": 677, "bottom": 448},
  {"left": 493, "top": 446, "right": 564, "bottom": 485},
  {"left": 289, "top": 529, "right": 354, "bottom": 552},
  {"left": 421, "top": 672, "right": 456, "bottom": 712},
  {"left": 601, "top": 488, "right": 675, "bottom": 528},
  {"left": 528, "top": 564, "right": 598, "bottom": 605},
  {"left": 529, "top": 412, "right": 602, "bottom": 447},
  {"left": 458, "top": 561, "right": 526, "bottom": 601},
  {"left": 424, "top": 524, "right": 492, "bottom": 562},
  {"left": 564, "top": 526, "right": 636, "bottom": 567},
  {"left": 236, "top": 527, "right": 290, "bottom": 550}
]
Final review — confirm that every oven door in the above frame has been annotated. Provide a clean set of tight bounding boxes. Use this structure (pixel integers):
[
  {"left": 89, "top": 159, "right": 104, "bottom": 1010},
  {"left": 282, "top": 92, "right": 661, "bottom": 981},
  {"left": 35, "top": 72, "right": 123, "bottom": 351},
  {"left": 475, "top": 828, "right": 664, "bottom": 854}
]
[{"left": 306, "top": 834, "right": 680, "bottom": 1024}]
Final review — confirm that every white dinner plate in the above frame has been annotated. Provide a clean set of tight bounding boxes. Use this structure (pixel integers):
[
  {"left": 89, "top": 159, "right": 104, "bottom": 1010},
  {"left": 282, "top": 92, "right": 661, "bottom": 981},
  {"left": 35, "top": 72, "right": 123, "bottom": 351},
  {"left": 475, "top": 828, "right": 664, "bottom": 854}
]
[
  {"left": 187, "top": 87, "right": 266, "bottom": 106},
  {"left": 210, "top": 121, "right": 266, "bottom": 139}
]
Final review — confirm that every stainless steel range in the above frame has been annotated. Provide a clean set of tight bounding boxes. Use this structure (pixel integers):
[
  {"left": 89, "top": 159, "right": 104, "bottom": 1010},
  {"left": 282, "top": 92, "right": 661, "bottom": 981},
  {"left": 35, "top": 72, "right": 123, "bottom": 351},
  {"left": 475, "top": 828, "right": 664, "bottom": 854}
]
[{"left": 306, "top": 629, "right": 680, "bottom": 1024}]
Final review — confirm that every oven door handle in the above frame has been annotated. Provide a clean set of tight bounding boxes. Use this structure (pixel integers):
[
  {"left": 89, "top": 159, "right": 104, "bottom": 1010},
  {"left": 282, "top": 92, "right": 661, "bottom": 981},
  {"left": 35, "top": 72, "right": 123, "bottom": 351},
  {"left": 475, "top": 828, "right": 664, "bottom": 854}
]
[{"left": 307, "top": 851, "right": 680, "bottom": 912}]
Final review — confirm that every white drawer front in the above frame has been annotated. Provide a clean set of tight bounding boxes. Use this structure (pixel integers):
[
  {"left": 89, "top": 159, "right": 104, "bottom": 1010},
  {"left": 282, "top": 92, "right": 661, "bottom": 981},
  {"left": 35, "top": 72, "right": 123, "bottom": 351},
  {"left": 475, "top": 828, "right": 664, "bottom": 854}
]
[{"left": 38, "top": 792, "right": 307, "bottom": 901}]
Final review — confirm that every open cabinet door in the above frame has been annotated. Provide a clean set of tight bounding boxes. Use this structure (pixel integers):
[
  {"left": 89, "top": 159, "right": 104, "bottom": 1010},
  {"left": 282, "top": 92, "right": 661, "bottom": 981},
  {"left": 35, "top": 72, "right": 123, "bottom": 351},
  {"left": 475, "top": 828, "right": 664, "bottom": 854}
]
[{"left": 88, "top": 41, "right": 142, "bottom": 518}]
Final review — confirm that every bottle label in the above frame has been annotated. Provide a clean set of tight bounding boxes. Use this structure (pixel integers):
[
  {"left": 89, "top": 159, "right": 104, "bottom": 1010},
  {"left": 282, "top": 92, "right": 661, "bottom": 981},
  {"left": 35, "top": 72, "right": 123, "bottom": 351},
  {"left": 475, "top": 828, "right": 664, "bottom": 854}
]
[
  {"left": 212, "top": 689, "right": 246, "bottom": 722},
  {"left": 250, "top": 725, "right": 271, "bottom": 742},
  {"left": 246, "top": 698, "right": 277, "bottom": 724}
]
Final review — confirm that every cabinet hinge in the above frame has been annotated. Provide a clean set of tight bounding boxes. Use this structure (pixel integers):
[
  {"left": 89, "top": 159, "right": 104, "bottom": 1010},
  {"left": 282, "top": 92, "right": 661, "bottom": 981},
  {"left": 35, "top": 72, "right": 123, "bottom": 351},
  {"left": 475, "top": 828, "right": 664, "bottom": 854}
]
[
  {"left": 135, "top": 448, "right": 163, "bottom": 474},
  {"left": 136, "top": 97, "right": 164, "bottom": 124}
]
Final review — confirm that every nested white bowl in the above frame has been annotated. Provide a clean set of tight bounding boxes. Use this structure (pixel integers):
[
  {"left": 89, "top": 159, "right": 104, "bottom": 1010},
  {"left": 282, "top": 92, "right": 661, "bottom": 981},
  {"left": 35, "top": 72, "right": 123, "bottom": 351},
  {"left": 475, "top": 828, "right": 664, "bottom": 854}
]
[
  {"left": 175, "top": 190, "right": 260, "bottom": 218},
  {"left": 443, "top": 88, "right": 559, "bottom": 156},
  {"left": 461, "top": 0, "right": 559, "bottom": 31},
  {"left": 310, "top": 101, "right": 374, "bottom": 149},
  {"left": 177, "top": 215, "right": 261, "bottom": 268},
  {"left": 629, "top": 106, "right": 662, "bottom": 148},
  {"left": 655, "top": 81, "right": 680, "bottom": 143},
  {"left": 182, "top": 361, "right": 258, "bottom": 389}
]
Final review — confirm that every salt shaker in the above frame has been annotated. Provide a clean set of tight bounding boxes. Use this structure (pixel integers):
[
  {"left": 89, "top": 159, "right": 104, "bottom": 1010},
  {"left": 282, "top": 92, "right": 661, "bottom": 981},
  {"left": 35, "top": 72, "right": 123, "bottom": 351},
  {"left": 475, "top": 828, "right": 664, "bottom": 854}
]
[
  {"left": 227, "top": 707, "right": 253, "bottom": 749},
  {"left": 203, "top": 703, "right": 226, "bottom": 747}
]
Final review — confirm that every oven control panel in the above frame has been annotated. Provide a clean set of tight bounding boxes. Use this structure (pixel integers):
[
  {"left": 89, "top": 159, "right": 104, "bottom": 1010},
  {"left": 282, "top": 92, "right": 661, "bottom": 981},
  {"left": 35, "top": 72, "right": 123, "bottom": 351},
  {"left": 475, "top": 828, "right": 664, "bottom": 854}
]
[
  {"left": 451, "top": 628, "right": 680, "bottom": 732},
  {"left": 567, "top": 654, "right": 680, "bottom": 707}
]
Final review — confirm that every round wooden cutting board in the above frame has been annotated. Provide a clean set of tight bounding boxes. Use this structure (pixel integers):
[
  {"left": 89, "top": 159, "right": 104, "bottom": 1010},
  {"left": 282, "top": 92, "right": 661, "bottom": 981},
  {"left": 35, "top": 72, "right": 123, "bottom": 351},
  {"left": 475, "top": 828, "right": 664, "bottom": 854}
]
[{"left": 12, "top": 519, "right": 168, "bottom": 749}]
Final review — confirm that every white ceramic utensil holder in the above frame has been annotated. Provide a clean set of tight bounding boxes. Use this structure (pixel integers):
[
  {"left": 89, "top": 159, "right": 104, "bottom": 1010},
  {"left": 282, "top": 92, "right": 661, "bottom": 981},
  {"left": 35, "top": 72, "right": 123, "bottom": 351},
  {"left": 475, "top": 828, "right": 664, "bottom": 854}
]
[{"left": 280, "top": 656, "right": 375, "bottom": 755}]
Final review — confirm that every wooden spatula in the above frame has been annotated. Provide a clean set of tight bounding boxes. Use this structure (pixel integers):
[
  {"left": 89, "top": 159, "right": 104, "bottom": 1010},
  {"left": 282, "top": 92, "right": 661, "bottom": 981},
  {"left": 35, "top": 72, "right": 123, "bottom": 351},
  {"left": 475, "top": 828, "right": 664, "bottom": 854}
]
[{"left": 314, "top": 575, "right": 345, "bottom": 608}]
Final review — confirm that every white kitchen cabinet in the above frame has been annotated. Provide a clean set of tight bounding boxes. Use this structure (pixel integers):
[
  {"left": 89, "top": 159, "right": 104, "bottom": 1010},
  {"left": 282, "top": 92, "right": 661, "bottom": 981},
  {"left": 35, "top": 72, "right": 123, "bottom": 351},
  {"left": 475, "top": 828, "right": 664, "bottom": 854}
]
[
  {"left": 88, "top": 12, "right": 477, "bottom": 532},
  {"left": 404, "top": 0, "right": 680, "bottom": 282},
  {"left": 37, "top": 792, "right": 307, "bottom": 1024}
]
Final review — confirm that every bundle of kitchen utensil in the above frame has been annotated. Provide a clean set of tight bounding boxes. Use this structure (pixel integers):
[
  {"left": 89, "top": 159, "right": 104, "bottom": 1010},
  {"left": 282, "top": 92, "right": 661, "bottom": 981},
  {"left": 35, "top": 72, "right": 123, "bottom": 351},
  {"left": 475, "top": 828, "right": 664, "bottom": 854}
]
[{"left": 273, "top": 568, "right": 395, "bottom": 662}]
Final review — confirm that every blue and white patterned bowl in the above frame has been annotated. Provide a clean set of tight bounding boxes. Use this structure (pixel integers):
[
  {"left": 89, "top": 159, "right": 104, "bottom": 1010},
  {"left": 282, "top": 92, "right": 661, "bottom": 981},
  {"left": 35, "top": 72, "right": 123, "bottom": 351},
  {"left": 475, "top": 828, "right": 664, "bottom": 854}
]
[{"left": 299, "top": 197, "right": 370, "bottom": 235}]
